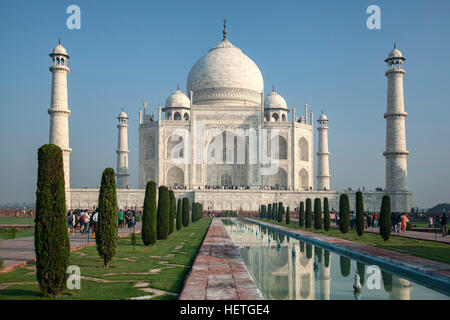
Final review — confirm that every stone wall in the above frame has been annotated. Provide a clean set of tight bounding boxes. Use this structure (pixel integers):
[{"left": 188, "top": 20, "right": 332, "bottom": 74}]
[{"left": 69, "top": 188, "right": 411, "bottom": 213}]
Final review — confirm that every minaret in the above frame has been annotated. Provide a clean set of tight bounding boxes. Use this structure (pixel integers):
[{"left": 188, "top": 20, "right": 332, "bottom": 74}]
[
  {"left": 384, "top": 44, "right": 409, "bottom": 193},
  {"left": 317, "top": 113, "right": 330, "bottom": 191},
  {"left": 48, "top": 40, "right": 72, "bottom": 205},
  {"left": 116, "top": 110, "right": 129, "bottom": 189}
]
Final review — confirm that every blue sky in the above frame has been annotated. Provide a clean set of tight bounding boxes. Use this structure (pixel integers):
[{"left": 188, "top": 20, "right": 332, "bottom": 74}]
[{"left": 0, "top": 0, "right": 449, "bottom": 208}]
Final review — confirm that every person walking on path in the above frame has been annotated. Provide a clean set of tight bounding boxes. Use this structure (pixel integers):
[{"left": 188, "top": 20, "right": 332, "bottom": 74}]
[
  {"left": 118, "top": 210, "right": 124, "bottom": 228},
  {"left": 401, "top": 213, "right": 408, "bottom": 232},
  {"left": 67, "top": 210, "right": 75, "bottom": 235},
  {"left": 92, "top": 210, "right": 98, "bottom": 238},
  {"left": 440, "top": 213, "right": 448, "bottom": 237},
  {"left": 373, "top": 212, "right": 378, "bottom": 227}
]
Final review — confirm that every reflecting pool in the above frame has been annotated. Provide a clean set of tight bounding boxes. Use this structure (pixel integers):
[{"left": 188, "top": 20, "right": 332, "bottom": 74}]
[{"left": 222, "top": 218, "right": 450, "bottom": 300}]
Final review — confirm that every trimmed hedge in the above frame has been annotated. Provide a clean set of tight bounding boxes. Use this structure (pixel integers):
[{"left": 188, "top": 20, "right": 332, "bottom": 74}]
[
  {"left": 142, "top": 181, "right": 157, "bottom": 245},
  {"left": 182, "top": 197, "right": 190, "bottom": 227},
  {"left": 323, "top": 197, "right": 330, "bottom": 231},
  {"left": 278, "top": 202, "right": 283, "bottom": 222},
  {"left": 176, "top": 198, "right": 182, "bottom": 231},
  {"left": 299, "top": 201, "right": 305, "bottom": 227},
  {"left": 305, "top": 198, "right": 312, "bottom": 228},
  {"left": 168, "top": 190, "right": 176, "bottom": 235},
  {"left": 356, "top": 191, "right": 364, "bottom": 236},
  {"left": 314, "top": 198, "right": 322, "bottom": 230},
  {"left": 286, "top": 206, "right": 290, "bottom": 224},
  {"left": 379, "top": 195, "right": 391, "bottom": 241},
  {"left": 35, "top": 144, "right": 70, "bottom": 296},
  {"left": 339, "top": 194, "right": 350, "bottom": 234},
  {"left": 96, "top": 167, "right": 118, "bottom": 269},
  {"left": 157, "top": 186, "right": 170, "bottom": 240}
]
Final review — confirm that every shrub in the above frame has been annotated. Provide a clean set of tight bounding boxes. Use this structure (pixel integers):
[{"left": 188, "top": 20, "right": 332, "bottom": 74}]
[
  {"left": 157, "top": 186, "right": 170, "bottom": 240},
  {"left": 96, "top": 167, "right": 118, "bottom": 269},
  {"left": 379, "top": 195, "right": 391, "bottom": 241},
  {"left": 305, "top": 198, "right": 312, "bottom": 228},
  {"left": 35, "top": 144, "right": 70, "bottom": 296},
  {"left": 141, "top": 181, "right": 157, "bottom": 245},
  {"left": 299, "top": 201, "right": 305, "bottom": 227},
  {"left": 168, "top": 190, "right": 176, "bottom": 234},
  {"left": 314, "top": 198, "right": 322, "bottom": 230},
  {"left": 9, "top": 228, "right": 17, "bottom": 239},
  {"left": 323, "top": 197, "right": 330, "bottom": 231},
  {"left": 261, "top": 205, "right": 266, "bottom": 219},
  {"left": 278, "top": 202, "right": 283, "bottom": 222},
  {"left": 339, "top": 194, "right": 350, "bottom": 234},
  {"left": 356, "top": 191, "right": 364, "bottom": 236},
  {"left": 176, "top": 199, "right": 182, "bottom": 231},
  {"left": 286, "top": 206, "right": 290, "bottom": 224},
  {"left": 273, "top": 203, "right": 277, "bottom": 221},
  {"left": 182, "top": 197, "right": 190, "bottom": 227}
]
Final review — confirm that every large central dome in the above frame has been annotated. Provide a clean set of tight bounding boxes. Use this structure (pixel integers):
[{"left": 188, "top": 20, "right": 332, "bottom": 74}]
[{"left": 187, "top": 36, "right": 264, "bottom": 106}]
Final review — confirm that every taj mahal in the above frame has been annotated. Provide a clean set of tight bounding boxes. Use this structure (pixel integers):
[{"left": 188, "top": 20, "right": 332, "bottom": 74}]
[{"left": 46, "top": 22, "right": 412, "bottom": 213}]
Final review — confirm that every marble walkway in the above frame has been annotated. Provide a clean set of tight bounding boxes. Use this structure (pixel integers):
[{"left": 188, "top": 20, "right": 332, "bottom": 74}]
[
  {"left": 0, "top": 223, "right": 141, "bottom": 272},
  {"left": 179, "top": 218, "right": 263, "bottom": 300}
]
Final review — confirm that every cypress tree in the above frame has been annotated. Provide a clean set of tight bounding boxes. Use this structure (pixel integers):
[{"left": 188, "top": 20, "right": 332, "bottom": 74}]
[
  {"left": 356, "top": 191, "right": 365, "bottom": 236},
  {"left": 278, "top": 202, "right": 283, "bottom": 222},
  {"left": 35, "top": 144, "right": 70, "bottom": 297},
  {"left": 176, "top": 198, "right": 182, "bottom": 230},
  {"left": 182, "top": 197, "right": 190, "bottom": 227},
  {"left": 141, "top": 181, "right": 157, "bottom": 245},
  {"left": 262, "top": 205, "right": 266, "bottom": 219},
  {"left": 305, "top": 198, "right": 312, "bottom": 228},
  {"left": 286, "top": 206, "right": 290, "bottom": 224},
  {"left": 323, "top": 197, "right": 330, "bottom": 231},
  {"left": 379, "top": 195, "right": 391, "bottom": 241},
  {"left": 273, "top": 203, "right": 277, "bottom": 221},
  {"left": 96, "top": 167, "right": 118, "bottom": 269},
  {"left": 267, "top": 204, "right": 272, "bottom": 220},
  {"left": 168, "top": 190, "right": 176, "bottom": 235},
  {"left": 314, "top": 198, "right": 322, "bottom": 230},
  {"left": 157, "top": 186, "right": 170, "bottom": 240},
  {"left": 339, "top": 194, "right": 350, "bottom": 234},
  {"left": 299, "top": 201, "right": 305, "bottom": 227}
]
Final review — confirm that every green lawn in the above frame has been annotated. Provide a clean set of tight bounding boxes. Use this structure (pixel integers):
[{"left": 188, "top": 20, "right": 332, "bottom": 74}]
[
  {"left": 0, "top": 217, "right": 35, "bottom": 225},
  {"left": 256, "top": 218, "right": 450, "bottom": 265},
  {"left": 0, "top": 218, "right": 211, "bottom": 300}
]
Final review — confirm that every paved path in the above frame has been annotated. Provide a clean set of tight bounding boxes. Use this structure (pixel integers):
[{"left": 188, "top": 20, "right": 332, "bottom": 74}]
[
  {"left": 179, "top": 218, "right": 263, "bottom": 300},
  {"left": 290, "top": 218, "right": 449, "bottom": 244},
  {"left": 364, "top": 226, "right": 449, "bottom": 243},
  {"left": 0, "top": 223, "right": 141, "bottom": 272},
  {"left": 246, "top": 219, "right": 450, "bottom": 291}
]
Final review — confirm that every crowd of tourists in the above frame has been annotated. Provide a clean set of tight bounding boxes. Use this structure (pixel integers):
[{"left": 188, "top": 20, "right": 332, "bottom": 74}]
[
  {"left": 117, "top": 209, "right": 137, "bottom": 228},
  {"left": 66, "top": 209, "right": 98, "bottom": 238},
  {"left": 332, "top": 211, "right": 448, "bottom": 237},
  {"left": 66, "top": 209, "right": 140, "bottom": 237}
]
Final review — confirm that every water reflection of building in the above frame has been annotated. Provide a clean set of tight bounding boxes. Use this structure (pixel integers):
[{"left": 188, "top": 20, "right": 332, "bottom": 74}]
[
  {"left": 229, "top": 222, "right": 331, "bottom": 300},
  {"left": 226, "top": 221, "right": 417, "bottom": 300}
]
